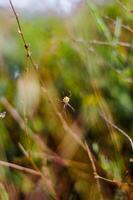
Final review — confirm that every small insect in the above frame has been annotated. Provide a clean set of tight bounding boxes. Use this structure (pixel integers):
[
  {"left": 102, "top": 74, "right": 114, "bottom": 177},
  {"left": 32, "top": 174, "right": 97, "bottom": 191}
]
[
  {"left": 0, "top": 111, "right": 6, "bottom": 119},
  {"left": 62, "top": 92, "right": 75, "bottom": 112}
]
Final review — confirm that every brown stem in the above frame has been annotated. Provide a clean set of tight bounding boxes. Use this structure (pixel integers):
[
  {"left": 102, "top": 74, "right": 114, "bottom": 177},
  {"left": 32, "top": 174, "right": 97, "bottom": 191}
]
[
  {"left": 85, "top": 142, "right": 103, "bottom": 200},
  {"left": 0, "top": 160, "right": 41, "bottom": 176}
]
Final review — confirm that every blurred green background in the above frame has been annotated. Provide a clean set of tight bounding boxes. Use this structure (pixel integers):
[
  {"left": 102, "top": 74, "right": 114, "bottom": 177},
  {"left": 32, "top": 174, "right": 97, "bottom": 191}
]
[{"left": 0, "top": 0, "right": 133, "bottom": 199}]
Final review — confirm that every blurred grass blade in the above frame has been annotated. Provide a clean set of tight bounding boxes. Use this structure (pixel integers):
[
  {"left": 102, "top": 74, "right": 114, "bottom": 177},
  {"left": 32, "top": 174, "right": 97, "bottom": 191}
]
[
  {"left": 0, "top": 183, "right": 9, "bottom": 200},
  {"left": 86, "top": 0, "right": 112, "bottom": 40},
  {"left": 111, "top": 17, "right": 123, "bottom": 68},
  {"left": 113, "top": 17, "right": 122, "bottom": 44}
]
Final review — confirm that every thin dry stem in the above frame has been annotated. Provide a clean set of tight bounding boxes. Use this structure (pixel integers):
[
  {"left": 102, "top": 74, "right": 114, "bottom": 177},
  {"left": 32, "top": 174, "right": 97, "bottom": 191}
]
[
  {"left": 92, "top": 81, "right": 120, "bottom": 150},
  {"left": 9, "top": 0, "right": 38, "bottom": 69},
  {"left": 104, "top": 16, "right": 133, "bottom": 34},
  {"left": 99, "top": 111, "right": 133, "bottom": 152},
  {"left": 85, "top": 142, "right": 103, "bottom": 200},
  {"left": 18, "top": 143, "right": 40, "bottom": 172},
  {"left": 0, "top": 160, "right": 41, "bottom": 176},
  {"left": 95, "top": 175, "right": 122, "bottom": 187},
  {"left": 76, "top": 39, "right": 133, "bottom": 48}
]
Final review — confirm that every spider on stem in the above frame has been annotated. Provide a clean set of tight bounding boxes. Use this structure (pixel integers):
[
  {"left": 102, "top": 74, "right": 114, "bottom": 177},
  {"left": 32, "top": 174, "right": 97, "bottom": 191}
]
[{"left": 61, "top": 91, "right": 75, "bottom": 112}]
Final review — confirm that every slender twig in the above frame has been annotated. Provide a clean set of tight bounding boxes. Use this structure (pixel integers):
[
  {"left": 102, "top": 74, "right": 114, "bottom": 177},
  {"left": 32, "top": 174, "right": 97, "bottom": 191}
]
[
  {"left": 0, "top": 97, "right": 23, "bottom": 126},
  {"left": 9, "top": 0, "right": 38, "bottom": 69},
  {"left": 84, "top": 142, "right": 126, "bottom": 197},
  {"left": 76, "top": 39, "right": 133, "bottom": 48},
  {"left": 0, "top": 160, "right": 41, "bottom": 176},
  {"left": 18, "top": 143, "right": 29, "bottom": 158},
  {"left": 104, "top": 16, "right": 133, "bottom": 34},
  {"left": 99, "top": 111, "right": 133, "bottom": 151},
  {"left": 18, "top": 143, "right": 40, "bottom": 172},
  {"left": 95, "top": 175, "right": 122, "bottom": 187},
  {"left": 85, "top": 142, "right": 103, "bottom": 200}
]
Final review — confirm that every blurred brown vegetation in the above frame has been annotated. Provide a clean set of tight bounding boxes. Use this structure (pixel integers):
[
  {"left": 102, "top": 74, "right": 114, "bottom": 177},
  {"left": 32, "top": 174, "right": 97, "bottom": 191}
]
[{"left": 0, "top": 0, "right": 133, "bottom": 199}]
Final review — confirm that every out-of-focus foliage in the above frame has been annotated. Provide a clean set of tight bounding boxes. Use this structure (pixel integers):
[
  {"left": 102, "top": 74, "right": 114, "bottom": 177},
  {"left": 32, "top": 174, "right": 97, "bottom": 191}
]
[{"left": 0, "top": 0, "right": 133, "bottom": 199}]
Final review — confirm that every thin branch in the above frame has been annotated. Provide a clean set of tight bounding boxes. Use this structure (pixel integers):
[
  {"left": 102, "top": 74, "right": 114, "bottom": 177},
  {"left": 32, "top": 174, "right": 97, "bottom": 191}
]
[
  {"left": 18, "top": 143, "right": 40, "bottom": 172},
  {"left": 9, "top": 0, "right": 38, "bottom": 69},
  {"left": 0, "top": 160, "right": 41, "bottom": 176},
  {"left": 85, "top": 142, "right": 103, "bottom": 200},
  {"left": 95, "top": 175, "right": 122, "bottom": 187},
  {"left": 99, "top": 111, "right": 133, "bottom": 152},
  {"left": 104, "top": 16, "right": 133, "bottom": 34},
  {"left": 76, "top": 39, "right": 133, "bottom": 48}
]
